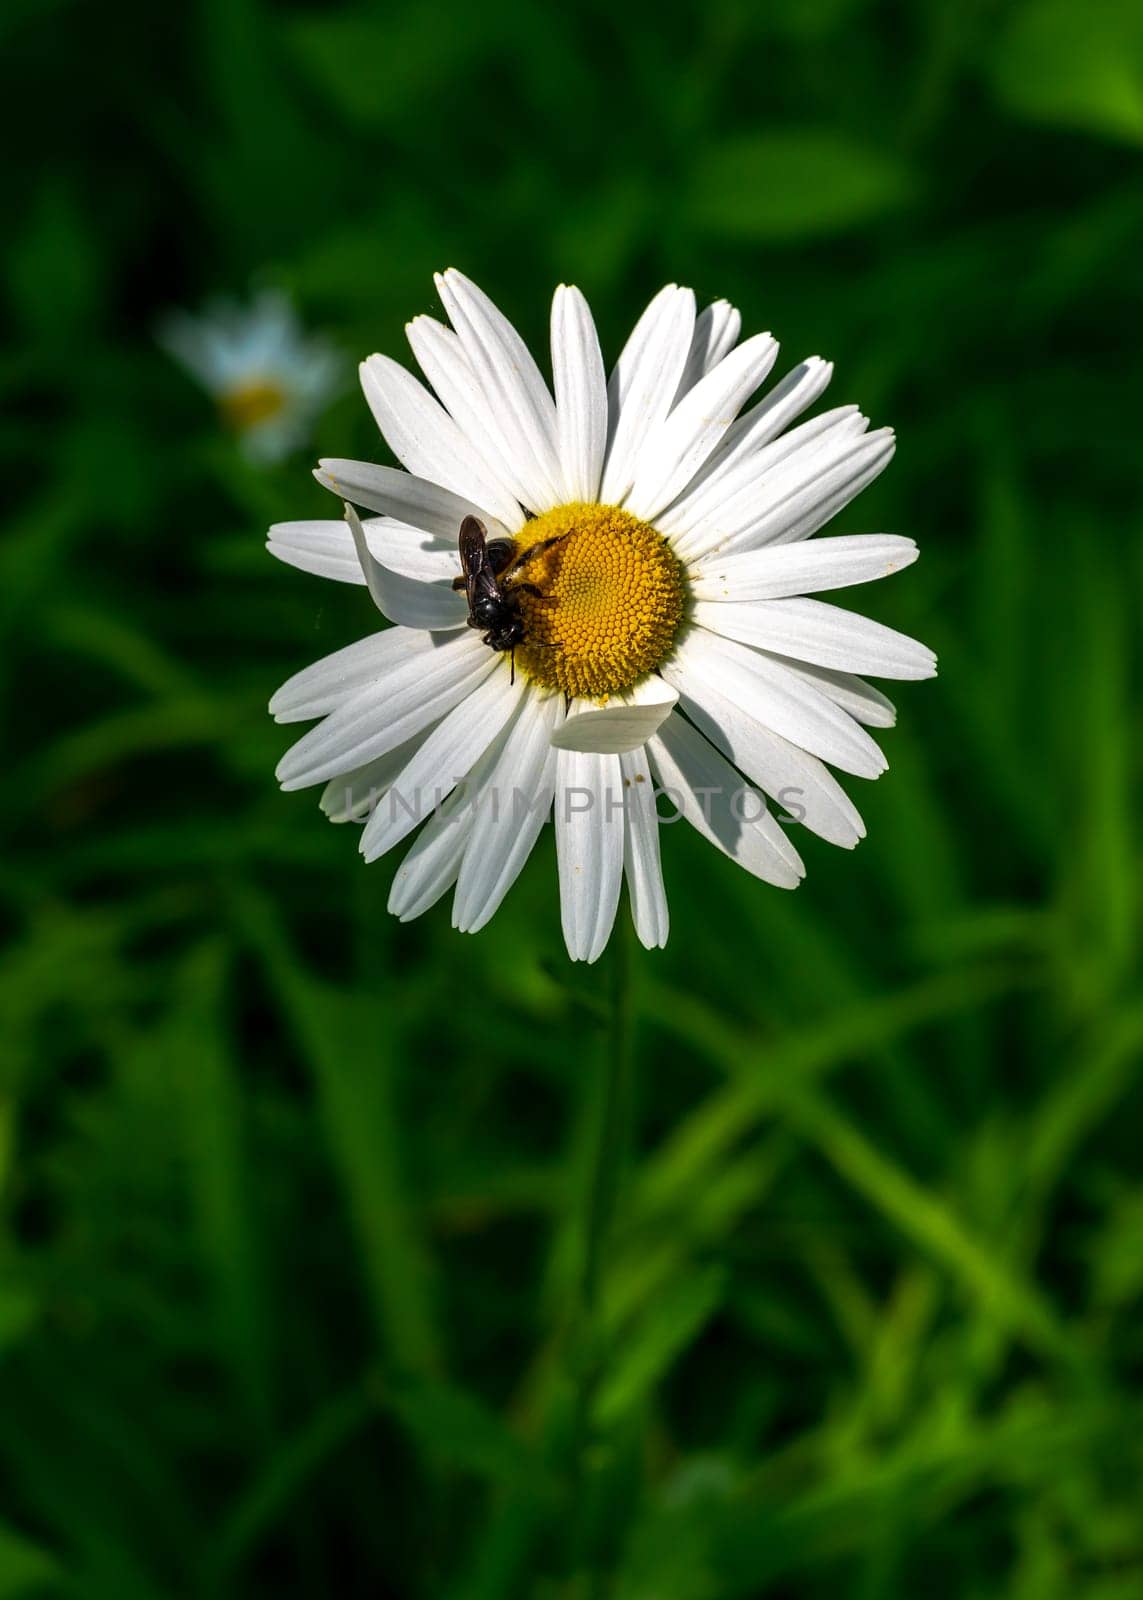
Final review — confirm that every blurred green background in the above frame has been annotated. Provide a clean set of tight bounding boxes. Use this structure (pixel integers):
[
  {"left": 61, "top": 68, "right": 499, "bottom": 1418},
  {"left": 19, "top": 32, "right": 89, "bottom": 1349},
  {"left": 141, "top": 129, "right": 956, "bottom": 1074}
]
[{"left": 3, "top": 0, "right": 1142, "bottom": 1595}]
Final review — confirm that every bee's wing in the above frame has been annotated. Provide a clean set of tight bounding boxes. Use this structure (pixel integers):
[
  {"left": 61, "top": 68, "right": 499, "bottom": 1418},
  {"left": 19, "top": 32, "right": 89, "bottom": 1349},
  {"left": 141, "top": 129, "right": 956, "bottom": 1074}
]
[
  {"left": 457, "top": 515, "right": 488, "bottom": 576},
  {"left": 456, "top": 515, "right": 492, "bottom": 611}
]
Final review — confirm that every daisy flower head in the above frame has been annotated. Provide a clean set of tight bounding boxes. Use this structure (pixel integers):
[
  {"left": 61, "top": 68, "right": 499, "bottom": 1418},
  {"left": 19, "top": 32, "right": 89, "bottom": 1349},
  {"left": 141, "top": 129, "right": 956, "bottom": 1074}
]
[
  {"left": 161, "top": 288, "right": 340, "bottom": 464},
  {"left": 270, "top": 271, "right": 935, "bottom": 963}
]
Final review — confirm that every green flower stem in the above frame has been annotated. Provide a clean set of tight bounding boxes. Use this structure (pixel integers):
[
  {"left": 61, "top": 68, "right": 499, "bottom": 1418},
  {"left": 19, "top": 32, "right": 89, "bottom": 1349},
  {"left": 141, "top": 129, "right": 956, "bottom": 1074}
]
[
  {"left": 582, "top": 919, "right": 636, "bottom": 1323},
  {"left": 568, "top": 917, "right": 637, "bottom": 1581}
]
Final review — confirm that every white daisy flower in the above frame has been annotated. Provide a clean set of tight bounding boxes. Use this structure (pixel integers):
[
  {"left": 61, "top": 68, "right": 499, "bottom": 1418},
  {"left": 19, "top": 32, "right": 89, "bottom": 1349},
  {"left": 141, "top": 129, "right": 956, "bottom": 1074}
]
[
  {"left": 161, "top": 289, "right": 340, "bottom": 463},
  {"left": 270, "top": 270, "right": 935, "bottom": 962}
]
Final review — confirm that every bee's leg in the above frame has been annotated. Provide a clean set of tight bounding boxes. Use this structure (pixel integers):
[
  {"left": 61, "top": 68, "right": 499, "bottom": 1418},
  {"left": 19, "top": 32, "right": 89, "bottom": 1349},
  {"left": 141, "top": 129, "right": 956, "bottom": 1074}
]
[
  {"left": 451, "top": 574, "right": 467, "bottom": 592},
  {"left": 501, "top": 532, "right": 570, "bottom": 584},
  {"left": 510, "top": 647, "right": 516, "bottom": 686},
  {"left": 510, "top": 582, "right": 549, "bottom": 599}
]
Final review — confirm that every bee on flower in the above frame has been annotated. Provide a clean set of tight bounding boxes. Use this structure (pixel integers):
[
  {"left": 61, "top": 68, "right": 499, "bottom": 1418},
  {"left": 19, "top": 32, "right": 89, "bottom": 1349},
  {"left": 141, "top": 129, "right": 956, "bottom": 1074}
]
[
  {"left": 160, "top": 288, "right": 340, "bottom": 464},
  {"left": 270, "top": 270, "right": 936, "bottom": 962}
]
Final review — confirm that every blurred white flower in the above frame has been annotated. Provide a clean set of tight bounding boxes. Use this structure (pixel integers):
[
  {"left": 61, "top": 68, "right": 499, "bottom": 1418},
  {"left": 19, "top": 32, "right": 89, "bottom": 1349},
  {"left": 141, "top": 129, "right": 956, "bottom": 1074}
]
[{"left": 160, "top": 289, "right": 340, "bottom": 463}]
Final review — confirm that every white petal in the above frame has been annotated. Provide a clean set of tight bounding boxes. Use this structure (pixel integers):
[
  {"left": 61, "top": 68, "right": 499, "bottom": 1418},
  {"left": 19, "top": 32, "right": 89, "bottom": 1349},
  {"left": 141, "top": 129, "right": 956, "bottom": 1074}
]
[
  {"left": 344, "top": 502, "right": 466, "bottom": 630},
  {"left": 648, "top": 715, "right": 804, "bottom": 888},
  {"left": 349, "top": 520, "right": 457, "bottom": 581},
  {"left": 358, "top": 353, "right": 522, "bottom": 528},
  {"left": 673, "top": 300, "right": 742, "bottom": 403},
  {"left": 435, "top": 269, "right": 564, "bottom": 512},
  {"left": 270, "top": 628, "right": 429, "bottom": 725},
  {"left": 319, "top": 733, "right": 431, "bottom": 822},
  {"left": 315, "top": 458, "right": 514, "bottom": 542},
  {"left": 359, "top": 664, "right": 520, "bottom": 861},
  {"left": 693, "top": 356, "right": 834, "bottom": 485},
  {"left": 550, "top": 679, "right": 679, "bottom": 754},
  {"left": 676, "top": 629, "right": 886, "bottom": 778},
  {"left": 749, "top": 429, "right": 897, "bottom": 551},
  {"left": 387, "top": 794, "right": 476, "bottom": 922},
  {"left": 663, "top": 409, "right": 869, "bottom": 555},
  {"left": 269, "top": 516, "right": 459, "bottom": 584},
  {"left": 628, "top": 674, "right": 681, "bottom": 706},
  {"left": 690, "top": 535, "right": 919, "bottom": 602},
  {"left": 599, "top": 285, "right": 697, "bottom": 505},
  {"left": 452, "top": 689, "right": 562, "bottom": 933},
  {"left": 362, "top": 523, "right": 461, "bottom": 582},
  {"left": 387, "top": 721, "right": 519, "bottom": 919},
  {"left": 660, "top": 655, "right": 865, "bottom": 848},
  {"left": 276, "top": 631, "right": 494, "bottom": 790},
  {"left": 689, "top": 430, "right": 897, "bottom": 564},
  {"left": 406, "top": 316, "right": 534, "bottom": 509},
  {"left": 619, "top": 745, "right": 668, "bottom": 949},
  {"left": 555, "top": 748, "right": 625, "bottom": 963},
  {"left": 626, "top": 332, "right": 779, "bottom": 521},
  {"left": 692, "top": 597, "right": 937, "bottom": 680},
  {"left": 551, "top": 285, "right": 607, "bottom": 503},
  {"left": 268, "top": 521, "right": 365, "bottom": 585},
  {"left": 768, "top": 661, "right": 897, "bottom": 728}
]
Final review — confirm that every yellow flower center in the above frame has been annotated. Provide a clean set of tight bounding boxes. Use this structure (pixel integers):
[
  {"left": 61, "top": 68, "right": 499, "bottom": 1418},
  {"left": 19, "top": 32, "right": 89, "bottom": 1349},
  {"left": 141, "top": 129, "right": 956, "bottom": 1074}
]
[
  {"left": 219, "top": 378, "right": 288, "bottom": 432},
  {"left": 510, "top": 502, "right": 685, "bottom": 699}
]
